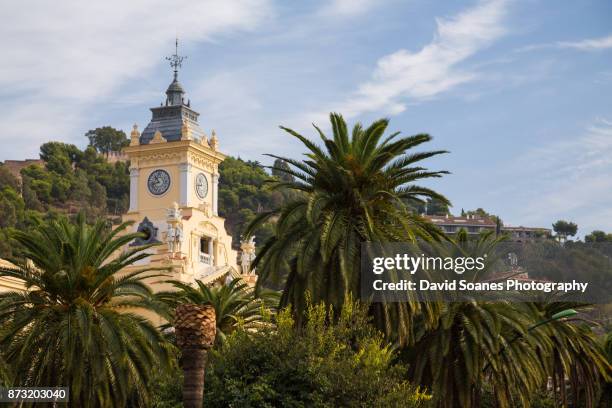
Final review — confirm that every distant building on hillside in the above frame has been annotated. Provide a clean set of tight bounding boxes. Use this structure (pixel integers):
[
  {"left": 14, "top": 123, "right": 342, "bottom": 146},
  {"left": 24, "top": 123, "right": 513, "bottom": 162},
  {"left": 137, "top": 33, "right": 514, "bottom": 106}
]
[
  {"left": 2, "top": 159, "right": 44, "bottom": 182},
  {"left": 500, "top": 225, "right": 551, "bottom": 241},
  {"left": 103, "top": 151, "right": 129, "bottom": 164},
  {"left": 426, "top": 214, "right": 497, "bottom": 236},
  {"left": 424, "top": 214, "right": 551, "bottom": 241}
]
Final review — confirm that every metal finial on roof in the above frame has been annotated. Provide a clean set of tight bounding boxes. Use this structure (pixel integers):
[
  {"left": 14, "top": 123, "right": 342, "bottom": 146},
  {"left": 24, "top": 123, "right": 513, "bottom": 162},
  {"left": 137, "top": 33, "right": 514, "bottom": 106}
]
[{"left": 165, "top": 38, "right": 187, "bottom": 80}]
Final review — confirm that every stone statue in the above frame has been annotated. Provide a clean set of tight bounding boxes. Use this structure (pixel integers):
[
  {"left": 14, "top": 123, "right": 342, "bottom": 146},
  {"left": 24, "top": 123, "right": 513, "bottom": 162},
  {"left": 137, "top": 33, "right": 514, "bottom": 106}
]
[
  {"left": 130, "top": 124, "right": 140, "bottom": 146},
  {"left": 180, "top": 119, "right": 192, "bottom": 141},
  {"left": 166, "top": 202, "right": 184, "bottom": 255},
  {"left": 209, "top": 130, "right": 219, "bottom": 151},
  {"left": 167, "top": 225, "right": 177, "bottom": 253},
  {"left": 239, "top": 236, "right": 256, "bottom": 275}
]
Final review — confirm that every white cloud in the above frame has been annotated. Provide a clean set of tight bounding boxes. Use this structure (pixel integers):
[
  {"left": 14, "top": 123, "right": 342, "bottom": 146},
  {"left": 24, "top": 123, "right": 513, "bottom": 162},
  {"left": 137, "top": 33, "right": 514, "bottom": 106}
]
[
  {"left": 508, "top": 118, "right": 612, "bottom": 234},
  {"left": 517, "top": 34, "right": 612, "bottom": 53},
  {"left": 557, "top": 34, "right": 612, "bottom": 51},
  {"left": 320, "top": 0, "right": 382, "bottom": 18},
  {"left": 0, "top": 0, "right": 273, "bottom": 160},
  {"left": 307, "top": 0, "right": 509, "bottom": 122}
]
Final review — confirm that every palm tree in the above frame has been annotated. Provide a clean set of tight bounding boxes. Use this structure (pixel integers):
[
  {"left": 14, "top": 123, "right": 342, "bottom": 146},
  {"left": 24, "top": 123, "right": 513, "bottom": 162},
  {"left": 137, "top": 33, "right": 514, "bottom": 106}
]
[
  {"left": 246, "top": 113, "right": 449, "bottom": 343},
  {"left": 0, "top": 355, "right": 10, "bottom": 387},
  {"left": 0, "top": 214, "right": 172, "bottom": 407},
  {"left": 532, "top": 302, "right": 611, "bottom": 407},
  {"left": 406, "top": 231, "right": 546, "bottom": 408},
  {"left": 157, "top": 278, "right": 278, "bottom": 345},
  {"left": 407, "top": 231, "right": 612, "bottom": 407},
  {"left": 174, "top": 303, "right": 216, "bottom": 408}
]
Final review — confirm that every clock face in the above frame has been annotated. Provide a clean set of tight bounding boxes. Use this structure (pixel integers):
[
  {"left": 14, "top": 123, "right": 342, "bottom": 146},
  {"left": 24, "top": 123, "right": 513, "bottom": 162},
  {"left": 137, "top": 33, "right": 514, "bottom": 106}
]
[
  {"left": 195, "top": 173, "right": 208, "bottom": 199},
  {"left": 147, "top": 169, "right": 171, "bottom": 195}
]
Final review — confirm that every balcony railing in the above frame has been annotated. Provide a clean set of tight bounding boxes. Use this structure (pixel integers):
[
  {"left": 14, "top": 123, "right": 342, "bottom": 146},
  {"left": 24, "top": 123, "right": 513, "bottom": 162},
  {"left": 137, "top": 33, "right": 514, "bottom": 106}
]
[{"left": 199, "top": 252, "right": 212, "bottom": 265}]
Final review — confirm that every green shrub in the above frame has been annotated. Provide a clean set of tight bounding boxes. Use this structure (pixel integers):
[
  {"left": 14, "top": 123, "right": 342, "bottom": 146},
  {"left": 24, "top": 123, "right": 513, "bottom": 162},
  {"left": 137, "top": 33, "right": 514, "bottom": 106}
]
[{"left": 203, "top": 299, "right": 430, "bottom": 407}]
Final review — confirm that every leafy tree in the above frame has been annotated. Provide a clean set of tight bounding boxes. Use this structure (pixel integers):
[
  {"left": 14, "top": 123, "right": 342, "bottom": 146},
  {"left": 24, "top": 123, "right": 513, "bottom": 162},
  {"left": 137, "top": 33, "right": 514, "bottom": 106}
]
[
  {"left": 0, "top": 165, "right": 19, "bottom": 191},
  {"left": 21, "top": 164, "right": 53, "bottom": 203},
  {"left": 462, "top": 207, "right": 503, "bottom": 225},
  {"left": 203, "top": 299, "right": 431, "bottom": 407},
  {"left": 0, "top": 186, "right": 25, "bottom": 228},
  {"left": 20, "top": 175, "right": 43, "bottom": 211},
  {"left": 585, "top": 230, "right": 612, "bottom": 243},
  {"left": 0, "top": 195, "right": 17, "bottom": 228},
  {"left": 416, "top": 197, "right": 450, "bottom": 215},
  {"left": 157, "top": 278, "right": 279, "bottom": 345},
  {"left": 86, "top": 126, "right": 129, "bottom": 154},
  {"left": 40, "top": 142, "right": 82, "bottom": 175},
  {"left": 17, "top": 142, "right": 130, "bottom": 216},
  {"left": 0, "top": 215, "right": 173, "bottom": 407},
  {"left": 246, "top": 113, "right": 449, "bottom": 344},
  {"left": 552, "top": 220, "right": 578, "bottom": 242},
  {"left": 218, "top": 157, "right": 285, "bottom": 246},
  {"left": 271, "top": 158, "right": 294, "bottom": 182}
]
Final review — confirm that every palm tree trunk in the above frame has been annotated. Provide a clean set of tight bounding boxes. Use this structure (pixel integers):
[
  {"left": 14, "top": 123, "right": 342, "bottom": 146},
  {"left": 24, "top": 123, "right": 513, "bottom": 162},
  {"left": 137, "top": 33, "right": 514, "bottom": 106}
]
[
  {"left": 174, "top": 304, "right": 216, "bottom": 408},
  {"left": 182, "top": 347, "right": 209, "bottom": 408}
]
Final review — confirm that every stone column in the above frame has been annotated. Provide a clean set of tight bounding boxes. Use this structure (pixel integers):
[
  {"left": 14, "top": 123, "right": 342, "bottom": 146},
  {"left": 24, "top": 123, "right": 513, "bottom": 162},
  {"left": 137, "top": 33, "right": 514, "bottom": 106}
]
[
  {"left": 179, "top": 163, "right": 192, "bottom": 207},
  {"left": 129, "top": 168, "right": 139, "bottom": 212},
  {"left": 208, "top": 239, "right": 214, "bottom": 265},
  {"left": 212, "top": 173, "right": 219, "bottom": 216}
]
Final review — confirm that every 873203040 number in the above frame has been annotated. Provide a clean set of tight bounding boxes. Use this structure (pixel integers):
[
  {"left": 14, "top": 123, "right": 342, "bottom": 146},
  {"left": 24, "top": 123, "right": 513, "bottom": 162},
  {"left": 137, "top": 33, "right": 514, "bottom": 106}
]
[{"left": 0, "top": 387, "right": 69, "bottom": 402}]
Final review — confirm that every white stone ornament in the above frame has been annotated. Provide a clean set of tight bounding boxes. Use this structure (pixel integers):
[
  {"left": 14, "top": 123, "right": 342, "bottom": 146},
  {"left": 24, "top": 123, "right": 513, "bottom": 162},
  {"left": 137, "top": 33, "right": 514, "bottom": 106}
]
[
  {"left": 166, "top": 202, "right": 184, "bottom": 254},
  {"left": 130, "top": 124, "right": 140, "bottom": 146},
  {"left": 167, "top": 202, "right": 182, "bottom": 221},
  {"left": 240, "top": 236, "right": 257, "bottom": 275}
]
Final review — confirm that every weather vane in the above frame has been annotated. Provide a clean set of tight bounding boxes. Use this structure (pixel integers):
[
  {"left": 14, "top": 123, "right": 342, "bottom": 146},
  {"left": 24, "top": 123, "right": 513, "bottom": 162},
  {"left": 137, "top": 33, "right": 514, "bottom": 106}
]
[{"left": 166, "top": 38, "right": 187, "bottom": 80}]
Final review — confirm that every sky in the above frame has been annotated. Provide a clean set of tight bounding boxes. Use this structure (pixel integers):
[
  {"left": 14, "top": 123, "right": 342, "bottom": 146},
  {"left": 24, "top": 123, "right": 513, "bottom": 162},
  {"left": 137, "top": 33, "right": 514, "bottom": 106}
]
[{"left": 0, "top": 0, "right": 611, "bottom": 236}]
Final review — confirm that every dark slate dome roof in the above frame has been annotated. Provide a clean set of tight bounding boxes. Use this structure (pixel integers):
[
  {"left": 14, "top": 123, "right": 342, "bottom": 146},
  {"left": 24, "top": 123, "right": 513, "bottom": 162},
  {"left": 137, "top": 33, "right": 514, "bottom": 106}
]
[
  {"left": 139, "top": 74, "right": 206, "bottom": 144},
  {"left": 166, "top": 78, "right": 185, "bottom": 94}
]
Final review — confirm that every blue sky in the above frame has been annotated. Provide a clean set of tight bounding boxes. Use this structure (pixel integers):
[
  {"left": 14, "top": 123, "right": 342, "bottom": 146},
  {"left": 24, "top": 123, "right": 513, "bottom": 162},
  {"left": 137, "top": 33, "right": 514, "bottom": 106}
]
[{"left": 1, "top": 0, "right": 611, "bottom": 236}]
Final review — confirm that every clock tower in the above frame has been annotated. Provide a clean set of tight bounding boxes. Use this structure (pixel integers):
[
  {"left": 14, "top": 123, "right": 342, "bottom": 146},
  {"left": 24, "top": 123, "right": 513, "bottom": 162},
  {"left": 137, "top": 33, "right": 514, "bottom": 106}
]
[{"left": 121, "top": 42, "right": 244, "bottom": 291}]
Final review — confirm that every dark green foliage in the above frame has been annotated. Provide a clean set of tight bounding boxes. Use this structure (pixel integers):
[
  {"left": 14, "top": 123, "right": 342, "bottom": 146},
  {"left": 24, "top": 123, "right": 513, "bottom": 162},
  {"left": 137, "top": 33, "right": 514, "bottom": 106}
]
[
  {"left": 552, "top": 219, "right": 578, "bottom": 240},
  {"left": 86, "top": 126, "right": 129, "bottom": 154},
  {"left": 0, "top": 215, "right": 174, "bottom": 407},
  {"left": 517, "top": 240, "right": 612, "bottom": 298},
  {"left": 218, "top": 156, "right": 292, "bottom": 247},
  {"left": 29, "top": 142, "right": 130, "bottom": 215},
  {"left": 585, "top": 230, "right": 612, "bottom": 243},
  {"left": 0, "top": 354, "right": 10, "bottom": 387},
  {"left": 416, "top": 197, "right": 450, "bottom": 215},
  {"left": 271, "top": 158, "right": 294, "bottom": 182},
  {"left": 0, "top": 141, "right": 131, "bottom": 257},
  {"left": 0, "top": 165, "right": 19, "bottom": 191},
  {"left": 462, "top": 207, "right": 502, "bottom": 225},
  {"left": 203, "top": 299, "right": 431, "bottom": 408}
]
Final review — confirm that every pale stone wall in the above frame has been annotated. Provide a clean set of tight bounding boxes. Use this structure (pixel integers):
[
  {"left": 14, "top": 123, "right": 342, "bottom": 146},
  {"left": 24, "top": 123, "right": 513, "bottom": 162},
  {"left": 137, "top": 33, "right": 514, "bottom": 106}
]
[{"left": 0, "top": 259, "right": 24, "bottom": 293}]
